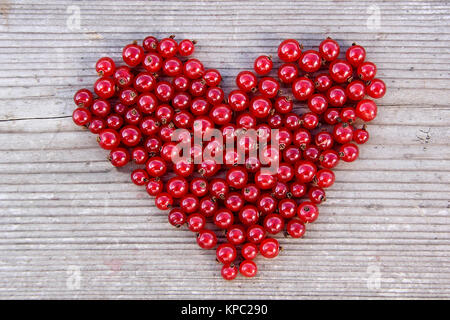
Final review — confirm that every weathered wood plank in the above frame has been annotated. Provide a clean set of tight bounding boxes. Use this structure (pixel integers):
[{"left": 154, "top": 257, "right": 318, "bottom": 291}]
[{"left": 0, "top": 0, "right": 449, "bottom": 300}]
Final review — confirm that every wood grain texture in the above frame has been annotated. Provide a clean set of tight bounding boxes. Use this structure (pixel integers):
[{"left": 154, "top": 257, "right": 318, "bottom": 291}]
[{"left": 0, "top": 0, "right": 449, "bottom": 299}]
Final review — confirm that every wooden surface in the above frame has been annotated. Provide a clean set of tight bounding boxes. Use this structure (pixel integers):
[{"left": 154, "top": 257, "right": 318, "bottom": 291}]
[{"left": 0, "top": 0, "right": 449, "bottom": 300}]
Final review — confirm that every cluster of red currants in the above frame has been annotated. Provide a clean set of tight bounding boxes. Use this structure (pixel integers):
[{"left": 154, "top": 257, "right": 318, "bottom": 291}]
[{"left": 72, "top": 36, "right": 385, "bottom": 281}]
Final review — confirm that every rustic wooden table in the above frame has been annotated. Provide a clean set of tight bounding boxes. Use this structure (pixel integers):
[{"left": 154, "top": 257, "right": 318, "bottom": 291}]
[{"left": 0, "top": 0, "right": 449, "bottom": 299}]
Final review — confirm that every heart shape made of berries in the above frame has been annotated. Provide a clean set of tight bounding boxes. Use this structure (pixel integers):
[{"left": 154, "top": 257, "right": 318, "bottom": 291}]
[{"left": 72, "top": 35, "right": 386, "bottom": 280}]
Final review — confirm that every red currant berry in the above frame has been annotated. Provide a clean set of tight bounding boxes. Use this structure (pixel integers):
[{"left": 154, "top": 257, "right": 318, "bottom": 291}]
[
  {"left": 89, "top": 118, "right": 105, "bottom": 134},
  {"left": 155, "top": 192, "right": 173, "bottom": 210},
  {"left": 122, "top": 43, "right": 144, "bottom": 67},
  {"left": 109, "top": 148, "right": 130, "bottom": 167},
  {"left": 97, "top": 129, "right": 120, "bottom": 150},
  {"left": 189, "top": 79, "right": 207, "bottom": 97},
  {"left": 142, "top": 36, "right": 158, "bottom": 52},
  {"left": 299, "top": 50, "right": 321, "bottom": 73},
  {"left": 283, "top": 146, "right": 301, "bottom": 164},
  {"left": 183, "top": 59, "right": 205, "bottom": 79},
  {"left": 188, "top": 177, "right": 208, "bottom": 198},
  {"left": 216, "top": 243, "right": 237, "bottom": 264},
  {"left": 236, "top": 112, "right": 257, "bottom": 130},
  {"left": 283, "top": 113, "right": 301, "bottom": 131},
  {"left": 242, "top": 184, "right": 260, "bottom": 203},
  {"left": 226, "top": 167, "right": 248, "bottom": 190},
  {"left": 199, "top": 197, "right": 218, "bottom": 218},
  {"left": 329, "top": 60, "right": 353, "bottom": 83},
  {"left": 206, "top": 86, "right": 225, "bottom": 105},
  {"left": 239, "top": 205, "right": 260, "bottom": 226},
  {"left": 258, "top": 77, "right": 280, "bottom": 99},
  {"left": 273, "top": 180, "right": 289, "bottom": 200},
  {"left": 96, "top": 57, "right": 115, "bottom": 77},
  {"left": 308, "top": 186, "right": 326, "bottom": 204},
  {"left": 290, "top": 181, "right": 307, "bottom": 198},
  {"left": 346, "top": 44, "right": 366, "bottom": 67},
  {"left": 255, "top": 170, "right": 277, "bottom": 190},
  {"left": 214, "top": 208, "right": 234, "bottom": 229},
  {"left": 326, "top": 86, "right": 347, "bottom": 107},
  {"left": 316, "top": 168, "right": 335, "bottom": 188},
  {"left": 106, "top": 114, "right": 123, "bottom": 130},
  {"left": 197, "top": 229, "right": 217, "bottom": 250},
  {"left": 276, "top": 163, "right": 294, "bottom": 183},
  {"left": 91, "top": 99, "right": 111, "bottom": 118},
  {"left": 173, "top": 110, "right": 194, "bottom": 128},
  {"left": 225, "top": 192, "right": 245, "bottom": 213},
  {"left": 319, "top": 149, "right": 340, "bottom": 169},
  {"left": 94, "top": 77, "right": 115, "bottom": 99},
  {"left": 274, "top": 96, "right": 293, "bottom": 114},
  {"left": 155, "top": 81, "right": 175, "bottom": 102},
  {"left": 340, "top": 107, "right": 357, "bottom": 124},
  {"left": 131, "top": 146, "right": 148, "bottom": 164},
  {"left": 346, "top": 80, "right": 366, "bottom": 101},
  {"left": 146, "top": 157, "right": 167, "bottom": 177},
  {"left": 172, "top": 75, "right": 190, "bottom": 92},
  {"left": 242, "top": 243, "right": 258, "bottom": 260},
  {"left": 168, "top": 208, "right": 187, "bottom": 228},
  {"left": 297, "top": 201, "right": 319, "bottom": 223},
  {"left": 162, "top": 57, "right": 183, "bottom": 76},
  {"left": 353, "top": 126, "right": 369, "bottom": 144},
  {"left": 319, "top": 38, "right": 340, "bottom": 61},
  {"left": 247, "top": 225, "right": 266, "bottom": 244},
  {"left": 286, "top": 219, "right": 306, "bottom": 238},
  {"left": 339, "top": 143, "right": 359, "bottom": 162},
  {"left": 173, "top": 158, "right": 194, "bottom": 177},
  {"left": 278, "top": 198, "right": 297, "bottom": 219},
  {"left": 295, "top": 161, "right": 317, "bottom": 183},
  {"left": 301, "top": 112, "right": 320, "bottom": 130},
  {"left": 263, "top": 214, "right": 284, "bottom": 235},
  {"left": 120, "top": 125, "right": 142, "bottom": 147},
  {"left": 278, "top": 63, "right": 298, "bottom": 84},
  {"left": 72, "top": 107, "right": 91, "bottom": 126},
  {"left": 260, "top": 238, "right": 279, "bottom": 259},
  {"left": 221, "top": 264, "right": 238, "bottom": 281},
  {"left": 236, "top": 71, "right": 257, "bottom": 92},
  {"left": 278, "top": 39, "right": 302, "bottom": 62},
  {"left": 142, "top": 53, "right": 163, "bottom": 73},
  {"left": 303, "top": 144, "right": 321, "bottom": 162},
  {"left": 254, "top": 55, "right": 273, "bottom": 75},
  {"left": 131, "top": 169, "right": 149, "bottom": 186},
  {"left": 292, "top": 76, "right": 315, "bottom": 101},
  {"left": 366, "top": 78, "right": 386, "bottom": 99},
  {"left": 114, "top": 66, "right": 134, "bottom": 88},
  {"left": 226, "top": 225, "right": 246, "bottom": 245},
  {"left": 178, "top": 39, "right": 195, "bottom": 56},
  {"left": 315, "top": 131, "right": 334, "bottom": 150},
  {"left": 146, "top": 178, "right": 163, "bottom": 196},
  {"left": 228, "top": 90, "right": 249, "bottom": 112},
  {"left": 203, "top": 69, "right": 222, "bottom": 87},
  {"left": 250, "top": 95, "right": 272, "bottom": 118},
  {"left": 187, "top": 213, "right": 206, "bottom": 232},
  {"left": 293, "top": 128, "right": 312, "bottom": 149},
  {"left": 167, "top": 176, "right": 189, "bottom": 198},
  {"left": 333, "top": 122, "right": 354, "bottom": 144},
  {"left": 158, "top": 37, "right": 178, "bottom": 58},
  {"left": 140, "top": 116, "right": 160, "bottom": 136},
  {"left": 355, "top": 99, "right": 377, "bottom": 122},
  {"left": 119, "top": 88, "right": 139, "bottom": 106},
  {"left": 314, "top": 73, "right": 333, "bottom": 92},
  {"left": 357, "top": 61, "right": 377, "bottom": 81},
  {"left": 308, "top": 94, "right": 328, "bottom": 114},
  {"left": 323, "top": 108, "right": 341, "bottom": 125},
  {"left": 190, "top": 97, "right": 210, "bottom": 115},
  {"left": 257, "top": 193, "right": 277, "bottom": 215},
  {"left": 74, "top": 88, "right": 94, "bottom": 108},
  {"left": 180, "top": 194, "right": 200, "bottom": 214}
]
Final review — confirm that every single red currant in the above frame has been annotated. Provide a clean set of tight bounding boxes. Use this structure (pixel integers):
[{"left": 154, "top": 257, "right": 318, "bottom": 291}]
[
  {"left": 242, "top": 243, "right": 258, "bottom": 260},
  {"left": 142, "top": 36, "right": 158, "bottom": 52},
  {"left": 278, "top": 63, "right": 298, "bottom": 84},
  {"left": 247, "top": 225, "right": 266, "bottom": 244},
  {"left": 97, "top": 129, "right": 120, "bottom": 150},
  {"left": 299, "top": 50, "right": 321, "bottom": 73},
  {"left": 216, "top": 243, "right": 237, "bottom": 264},
  {"left": 146, "top": 178, "right": 163, "bottom": 196},
  {"left": 96, "top": 57, "right": 115, "bottom": 77},
  {"left": 297, "top": 201, "right": 319, "bottom": 223},
  {"left": 316, "top": 168, "right": 335, "bottom": 188},
  {"left": 278, "top": 39, "right": 302, "bottom": 62},
  {"left": 236, "top": 71, "right": 257, "bottom": 92},
  {"left": 239, "top": 205, "right": 260, "bottom": 226},
  {"left": 221, "top": 264, "right": 238, "bottom": 281},
  {"left": 319, "top": 38, "right": 340, "bottom": 61},
  {"left": 203, "top": 69, "right": 222, "bottom": 87},
  {"left": 187, "top": 213, "right": 206, "bottom": 232},
  {"left": 146, "top": 157, "right": 167, "bottom": 177},
  {"left": 72, "top": 107, "right": 91, "bottom": 126},
  {"left": 155, "top": 192, "right": 173, "bottom": 210},
  {"left": 353, "top": 126, "right": 369, "bottom": 144},
  {"left": 333, "top": 122, "right": 354, "bottom": 144},
  {"left": 74, "top": 88, "right": 94, "bottom": 108},
  {"left": 178, "top": 39, "right": 195, "bottom": 56},
  {"left": 228, "top": 90, "right": 249, "bottom": 112},
  {"left": 308, "top": 94, "right": 328, "bottom": 114},
  {"left": 314, "top": 73, "right": 333, "bottom": 92},
  {"left": 158, "top": 37, "right": 178, "bottom": 58},
  {"left": 183, "top": 59, "right": 205, "bottom": 79},
  {"left": 197, "top": 229, "right": 217, "bottom": 249},
  {"left": 319, "top": 149, "right": 340, "bottom": 169},
  {"left": 346, "top": 44, "right": 366, "bottom": 67},
  {"left": 254, "top": 55, "right": 273, "bottom": 75},
  {"left": 263, "top": 214, "right": 284, "bottom": 235},
  {"left": 260, "top": 238, "right": 279, "bottom": 259},
  {"left": 114, "top": 66, "right": 134, "bottom": 88},
  {"left": 357, "top": 61, "right": 377, "bottom": 81},
  {"left": 94, "top": 77, "right": 115, "bottom": 99},
  {"left": 292, "top": 77, "right": 314, "bottom": 101},
  {"left": 339, "top": 143, "right": 359, "bottom": 162},
  {"left": 166, "top": 176, "right": 189, "bottom": 198},
  {"left": 329, "top": 60, "right": 353, "bottom": 83},
  {"left": 286, "top": 219, "right": 306, "bottom": 238},
  {"left": 226, "top": 225, "right": 246, "bottom": 245},
  {"left": 366, "top": 78, "right": 386, "bottom": 99},
  {"left": 214, "top": 208, "right": 234, "bottom": 229},
  {"left": 355, "top": 99, "right": 377, "bottom": 122},
  {"left": 122, "top": 43, "right": 144, "bottom": 67},
  {"left": 131, "top": 169, "right": 149, "bottom": 186},
  {"left": 278, "top": 199, "right": 297, "bottom": 219},
  {"left": 295, "top": 161, "right": 317, "bottom": 183},
  {"left": 109, "top": 148, "right": 130, "bottom": 167},
  {"left": 168, "top": 208, "right": 187, "bottom": 228},
  {"left": 327, "top": 86, "right": 347, "bottom": 107},
  {"left": 308, "top": 186, "right": 327, "bottom": 204}
]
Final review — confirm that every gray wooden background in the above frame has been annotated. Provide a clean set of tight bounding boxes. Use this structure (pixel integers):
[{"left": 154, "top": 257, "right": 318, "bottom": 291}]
[{"left": 0, "top": 0, "right": 449, "bottom": 299}]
